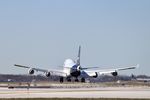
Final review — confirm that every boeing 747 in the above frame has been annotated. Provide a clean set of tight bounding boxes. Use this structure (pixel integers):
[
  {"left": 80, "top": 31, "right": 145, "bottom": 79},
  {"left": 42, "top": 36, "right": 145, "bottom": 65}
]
[{"left": 14, "top": 46, "right": 139, "bottom": 83}]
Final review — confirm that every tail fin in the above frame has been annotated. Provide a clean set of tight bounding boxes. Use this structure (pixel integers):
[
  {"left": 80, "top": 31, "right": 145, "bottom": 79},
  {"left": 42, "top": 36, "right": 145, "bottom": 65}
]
[{"left": 76, "top": 45, "right": 81, "bottom": 65}]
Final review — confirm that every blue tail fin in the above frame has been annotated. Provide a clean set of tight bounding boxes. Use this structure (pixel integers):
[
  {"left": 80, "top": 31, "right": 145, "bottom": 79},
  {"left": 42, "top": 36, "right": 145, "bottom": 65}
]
[{"left": 76, "top": 46, "right": 81, "bottom": 65}]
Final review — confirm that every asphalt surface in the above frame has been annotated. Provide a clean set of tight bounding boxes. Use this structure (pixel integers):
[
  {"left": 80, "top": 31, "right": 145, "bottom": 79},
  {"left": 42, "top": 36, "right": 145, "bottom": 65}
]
[{"left": 0, "top": 87, "right": 150, "bottom": 98}]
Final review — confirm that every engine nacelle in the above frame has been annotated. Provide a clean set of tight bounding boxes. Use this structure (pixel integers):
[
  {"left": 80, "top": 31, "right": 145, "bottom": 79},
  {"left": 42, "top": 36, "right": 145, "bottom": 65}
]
[
  {"left": 77, "top": 65, "right": 81, "bottom": 71},
  {"left": 45, "top": 72, "right": 51, "bottom": 77},
  {"left": 28, "top": 68, "right": 34, "bottom": 75},
  {"left": 93, "top": 72, "right": 98, "bottom": 78},
  {"left": 111, "top": 71, "right": 118, "bottom": 76},
  {"left": 87, "top": 72, "right": 98, "bottom": 78}
]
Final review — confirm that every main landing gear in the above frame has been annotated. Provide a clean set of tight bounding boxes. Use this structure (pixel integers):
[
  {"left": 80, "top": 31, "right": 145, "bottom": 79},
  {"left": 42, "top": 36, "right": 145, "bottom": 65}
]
[
  {"left": 60, "top": 77, "right": 64, "bottom": 83},
  {"left": 59, "top": 77, "right": 86, "bottom": 83},
  {"left": 67, "top": 77, "right": 71, "bottom": 82},
  {"left": 81, "top": 77, "right": 85, "bottom": 82}
]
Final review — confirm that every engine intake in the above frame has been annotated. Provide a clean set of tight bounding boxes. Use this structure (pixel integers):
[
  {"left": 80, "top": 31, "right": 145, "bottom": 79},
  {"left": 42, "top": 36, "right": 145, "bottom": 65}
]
[
  {"left": 112, "top": 71, "right": 118, "bottom": 76},
  {"left": 28, "top": 68, "right": 34, "bottom": 75},
  {"left": 45, "top": 72, "right": 51, "bottom": 77}
]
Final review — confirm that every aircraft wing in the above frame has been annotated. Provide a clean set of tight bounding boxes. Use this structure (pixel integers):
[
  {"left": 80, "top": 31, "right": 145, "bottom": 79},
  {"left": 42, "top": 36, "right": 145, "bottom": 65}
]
[
  {"left": 83, "top": 64, "right": 139, "bottom": 77},
  {"left": 14, "top": 64, "right": 67, "bottom": 77}
]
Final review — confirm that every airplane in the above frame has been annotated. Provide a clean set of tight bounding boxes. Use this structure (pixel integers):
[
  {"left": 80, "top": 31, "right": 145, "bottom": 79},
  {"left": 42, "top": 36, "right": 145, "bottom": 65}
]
[
  {"left": 131, "top": 74, "right": 150, "bottom": 82},
  {"left": 14, "top": 46, "right": 139, "bottom": 83}
]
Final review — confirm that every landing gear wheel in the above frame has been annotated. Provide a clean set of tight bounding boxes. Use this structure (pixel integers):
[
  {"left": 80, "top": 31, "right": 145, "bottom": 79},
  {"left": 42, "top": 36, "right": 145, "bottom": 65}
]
[
  {"left": 113, "top": 76, "right": 118, "bottom": 82},
  {"left": 67, "top": 78, "right": 71, "bottom": 82},
  {"left": 81, "top": 77, "right": 85, "bottom": 83},
  {"left": 60, "top": 77, "right": 64, "bottom": 83},
  {"left": 75, "top": 78, "right": 79, "bottom": 82}
]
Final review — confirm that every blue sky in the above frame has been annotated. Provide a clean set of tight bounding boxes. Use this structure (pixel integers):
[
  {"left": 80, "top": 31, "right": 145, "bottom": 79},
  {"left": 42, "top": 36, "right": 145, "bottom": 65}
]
[{"left": 0, "top": 0, "right": 150, "bottom": 75}]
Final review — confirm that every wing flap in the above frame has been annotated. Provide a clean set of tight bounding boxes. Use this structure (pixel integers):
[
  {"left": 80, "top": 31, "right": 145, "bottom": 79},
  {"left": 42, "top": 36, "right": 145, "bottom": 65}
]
[
  {"left": 84, "top": 64, "right": 139, "bottom": 76},
  {"left": 116, "top": 64, "right": 139, "bottom": 71},
  {"left": 14, "top": 64, "right": 67, "bottom": 77}
]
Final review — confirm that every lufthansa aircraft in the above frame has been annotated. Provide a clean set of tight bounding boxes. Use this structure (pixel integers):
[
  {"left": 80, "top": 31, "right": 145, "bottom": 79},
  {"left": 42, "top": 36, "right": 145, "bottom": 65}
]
[{"left": 14, "top": 46, "right": 139, "bottom": 83}]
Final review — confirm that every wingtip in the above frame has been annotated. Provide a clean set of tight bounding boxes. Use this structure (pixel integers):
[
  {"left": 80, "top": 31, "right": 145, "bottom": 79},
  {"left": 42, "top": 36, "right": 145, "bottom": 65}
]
[
  {"left": 14, "top": 64, "right": 19, "bottom": 66},
  {"left": 14, "top": 64, "right": 21, "bottom": 67}
]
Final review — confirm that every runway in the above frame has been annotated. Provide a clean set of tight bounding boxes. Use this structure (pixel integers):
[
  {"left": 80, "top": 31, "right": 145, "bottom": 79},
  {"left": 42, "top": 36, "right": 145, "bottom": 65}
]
[{"left": 0, "top": 87, "right": 150, "bottom": 99}]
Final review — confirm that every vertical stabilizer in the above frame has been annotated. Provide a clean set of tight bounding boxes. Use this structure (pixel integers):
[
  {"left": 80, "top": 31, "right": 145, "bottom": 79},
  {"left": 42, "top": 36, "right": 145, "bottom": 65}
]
[{"left": 76, "top": 46, "right": 81, "bottom": 65}]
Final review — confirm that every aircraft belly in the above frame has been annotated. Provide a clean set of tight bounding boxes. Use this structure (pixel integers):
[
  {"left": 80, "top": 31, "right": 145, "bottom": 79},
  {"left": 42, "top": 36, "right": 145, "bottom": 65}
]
[
  {"left": 63, "top": 68, "right": 71, "bottom": 76},
  {"left": 70, "top": 71, "right": 81, "bottom": 77}
]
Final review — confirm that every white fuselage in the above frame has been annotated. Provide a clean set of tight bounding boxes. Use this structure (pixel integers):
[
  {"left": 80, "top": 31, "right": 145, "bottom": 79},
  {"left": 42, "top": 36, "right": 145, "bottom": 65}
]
[{"left": 63, "top": 59, "right": 76, "bottom": 76}]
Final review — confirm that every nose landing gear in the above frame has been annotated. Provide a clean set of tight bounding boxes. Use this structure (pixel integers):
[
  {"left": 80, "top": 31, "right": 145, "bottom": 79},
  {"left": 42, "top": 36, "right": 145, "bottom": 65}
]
[{"left": 75, "top": 78, "right": 79, "bottom": 82}]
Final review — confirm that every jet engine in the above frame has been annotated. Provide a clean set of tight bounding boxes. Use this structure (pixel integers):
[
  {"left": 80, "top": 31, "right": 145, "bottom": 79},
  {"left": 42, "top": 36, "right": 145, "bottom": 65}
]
[
  {"left": 93, "top": 72, "right": 98, "bottom": 78},
  {"left": 111, "top": 71, "right": 118, "bottom": 76},
  {"left": 77, "top": 65, "right": 81, "bottom": 71},
  {"left": 45, "top": 72, "right": 51, "bottom": 77},
  {"left": 87, "top": 72, "right": 98, "bottom": 78},
  {"left": 28, "top": 68, "right": 34, "bottom": 75}
]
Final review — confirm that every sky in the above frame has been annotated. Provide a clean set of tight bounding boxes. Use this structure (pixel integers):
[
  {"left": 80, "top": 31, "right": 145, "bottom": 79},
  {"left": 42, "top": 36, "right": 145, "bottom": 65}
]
[{"left": 0, "top": 0, "right": 150, "bottom": 75}]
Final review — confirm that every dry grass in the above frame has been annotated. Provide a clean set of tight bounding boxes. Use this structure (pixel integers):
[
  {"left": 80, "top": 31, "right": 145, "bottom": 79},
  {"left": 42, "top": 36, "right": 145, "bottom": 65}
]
[{"left": 0, "top": 98, "right": 149, "bottom": 100}]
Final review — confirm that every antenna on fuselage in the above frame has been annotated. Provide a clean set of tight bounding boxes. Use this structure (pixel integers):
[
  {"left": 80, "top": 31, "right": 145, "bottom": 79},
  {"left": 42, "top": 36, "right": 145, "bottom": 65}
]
[{"left": 76, "top": 45, "right": 81, "bottom": 65}]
